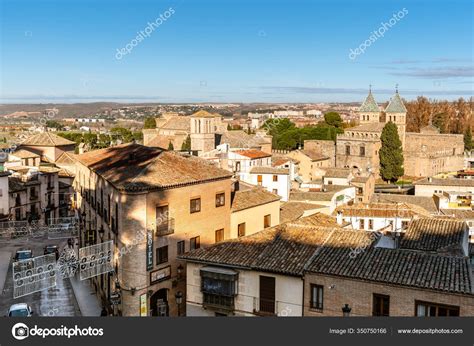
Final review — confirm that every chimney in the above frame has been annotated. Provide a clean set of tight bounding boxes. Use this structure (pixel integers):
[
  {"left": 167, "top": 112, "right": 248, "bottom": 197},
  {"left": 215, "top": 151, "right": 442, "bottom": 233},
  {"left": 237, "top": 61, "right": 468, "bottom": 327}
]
[
  {"left": 428, "top": 177, "right": 432, "bottom": 182},
  {"left": 336, "top": 211, "right": 343, "bottom": 225}
]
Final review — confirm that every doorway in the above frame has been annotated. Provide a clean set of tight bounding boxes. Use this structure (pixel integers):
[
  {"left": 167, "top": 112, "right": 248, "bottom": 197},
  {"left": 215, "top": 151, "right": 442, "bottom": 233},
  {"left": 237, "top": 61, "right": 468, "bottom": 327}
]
[{"left": 150, "top": 288, "right": 169, "bottom": 316}]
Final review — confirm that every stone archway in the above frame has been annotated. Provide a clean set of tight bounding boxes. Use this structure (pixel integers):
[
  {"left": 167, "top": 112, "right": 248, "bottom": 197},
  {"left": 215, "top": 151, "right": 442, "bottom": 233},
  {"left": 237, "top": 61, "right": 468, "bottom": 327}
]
[{"left": 150, "top": 288, "right": 169, "bottom": 316}]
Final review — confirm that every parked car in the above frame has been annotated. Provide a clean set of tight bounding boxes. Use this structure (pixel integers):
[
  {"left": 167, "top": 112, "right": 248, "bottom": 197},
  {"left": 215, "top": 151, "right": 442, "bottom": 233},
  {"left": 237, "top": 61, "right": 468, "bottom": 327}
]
[
  {"left": 13, "top": 249, "right": 32, "bottom": 262},
  {"left": 44, "top": 245, "right": 59, "bottom": 260},
  {"left": 7, "top": 303, "right": 33, "bottom": 317}
]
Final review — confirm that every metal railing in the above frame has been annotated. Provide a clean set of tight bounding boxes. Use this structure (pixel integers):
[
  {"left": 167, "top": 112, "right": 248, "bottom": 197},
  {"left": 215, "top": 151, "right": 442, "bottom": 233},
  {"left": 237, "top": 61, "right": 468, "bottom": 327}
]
[
  {"left": 253, "top": 297, "right": 276, "bottom": 315},
  {"left": 156, "top": 218, "right": 175, "bottom": 236}
]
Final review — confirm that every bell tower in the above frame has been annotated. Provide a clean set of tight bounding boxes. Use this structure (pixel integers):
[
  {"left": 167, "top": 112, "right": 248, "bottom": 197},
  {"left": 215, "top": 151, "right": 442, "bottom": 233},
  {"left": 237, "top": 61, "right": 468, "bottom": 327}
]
[
  {"left": 190, "top": 110, "right": 216, "bottom": 154},
  {"left": 358, "top": 85, "right": 380, "bottom": 123},
  {"left": 385, "top": 85, "right": 407, "bottom": 149}
]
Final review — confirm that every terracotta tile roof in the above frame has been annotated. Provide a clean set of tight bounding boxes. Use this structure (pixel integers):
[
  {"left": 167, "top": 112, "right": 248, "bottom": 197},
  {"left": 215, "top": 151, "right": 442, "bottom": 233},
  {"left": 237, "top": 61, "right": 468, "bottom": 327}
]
[
  {"left": 180, "top": 223, "right": 340, "bottom": 276},
  {"left": 334, "top": 202, "right": 431, "bottom": 218},
  {"left": 217, "top": 131, "right": 270, "bottom": 149},
  {"left": 231, "top": 187, "right": 280, "bottom": 212},
  {"left": 400, "top": 218, "right": 468, "bottom": 254},
  {"left": 38, "top": 166, "right": 60, "bottom": 174},
  {"left": 351, "top": 176, "right": 370, "bottom": 183},
  {"left": 159, "top": 116, "right": 191, "bottom": 132},
  {"left": 300, "top": 150, "right": 328, "bottom": 161},
  {"left": 58, "top": 168, "right": 75, "bottom": 178},
  {"left": 371, "top": 193, "right": 438, "bottom": 214},
  {"left": 290, "top": 190, "right": 341, "bottom": 202},
  {"left": 20, "top": 132, "right": 75, "bottom": 146},
  {"left": 233, "top": 149, "right": 271, "bottom": 159},
  {"left": 11, "top": 149, "right": 39, "bottom": 159},
  {"left": 306, "top": 246, "right": 472, "bottom": 295},
  {"left": 56, "top": 152, "right": 77, "bottom": 165},
  {"left": 324, "top": 168, "right": 351, "bottom": 178},
  {"left": 249, "top": 166, "right": 289, "bottom": 175},
  {"left": 280, "top": 202, "right": 327, "bottom": 223},
  {"left": 75, "top": 143, "right": 232, "bottom": 192},
  {"left": 287, "top": 211, "right": 340, "bottom": 228},
  {"left": 414, "top": 177, "right": 474, "bottom": 188},
  {"left": 272, "top": 157, "right": 295, "bottom": 167},
  {"left": 190, "top": 110, "right": 220, "bottom": 118},
  {"left": 440, "top": 209, "right": 474, "bottom": 219}
]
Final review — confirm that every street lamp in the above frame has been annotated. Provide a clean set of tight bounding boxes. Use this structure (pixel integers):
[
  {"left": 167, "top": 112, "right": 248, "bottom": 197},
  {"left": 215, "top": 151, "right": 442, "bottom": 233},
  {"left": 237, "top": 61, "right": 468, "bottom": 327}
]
[
  {"left": 175, "top": 291, "right": 183, "bottom": 316},
  {"left": 342, "top": 304, "right": 352, "bottom": 317},
  {"left": 177, "top": 264, "right": 183, "bottom": 280}
]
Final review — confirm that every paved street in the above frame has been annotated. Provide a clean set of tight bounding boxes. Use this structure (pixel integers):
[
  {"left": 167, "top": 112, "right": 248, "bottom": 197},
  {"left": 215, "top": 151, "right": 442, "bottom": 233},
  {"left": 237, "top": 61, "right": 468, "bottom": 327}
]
[{"left": 0, "top": 234, "right": 83, "bottom": 316}]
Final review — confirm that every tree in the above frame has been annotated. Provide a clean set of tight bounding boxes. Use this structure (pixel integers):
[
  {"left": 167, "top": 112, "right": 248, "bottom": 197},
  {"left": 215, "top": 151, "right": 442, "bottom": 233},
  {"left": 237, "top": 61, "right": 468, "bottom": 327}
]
[
  {"left": 323, "top": 112, "right": 343, "bottom": 129},
  {"left": 181, "top": 135, "right": 191, "bottom": 151},
  {"left": 464, "top": 128, "right": 473, "bottom": 152},
  {"left": 168, "top": 141, "right": 174, "bottom": 151},
  {"left": 143, "top": 117, "right": 156, "bottom": 129},
  {"left": 379, "top": 122, "right": 404, "bottom": 183}
]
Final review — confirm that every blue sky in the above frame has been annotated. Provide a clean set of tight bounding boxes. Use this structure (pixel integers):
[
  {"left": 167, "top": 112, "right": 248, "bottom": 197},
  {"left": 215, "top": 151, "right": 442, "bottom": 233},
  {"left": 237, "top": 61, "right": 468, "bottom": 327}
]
[{"left": 0, "top": 0, "right": 472, "bottom": 103}]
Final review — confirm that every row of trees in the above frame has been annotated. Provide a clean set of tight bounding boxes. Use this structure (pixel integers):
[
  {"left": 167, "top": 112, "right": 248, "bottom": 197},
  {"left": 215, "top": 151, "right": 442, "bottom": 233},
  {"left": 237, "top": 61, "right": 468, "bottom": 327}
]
[
  {"left": 262, "top": 112, "right": 344, "bottom": 150},
  {"left": 57, "top": 127, "right": 142, "bottom": 153}
]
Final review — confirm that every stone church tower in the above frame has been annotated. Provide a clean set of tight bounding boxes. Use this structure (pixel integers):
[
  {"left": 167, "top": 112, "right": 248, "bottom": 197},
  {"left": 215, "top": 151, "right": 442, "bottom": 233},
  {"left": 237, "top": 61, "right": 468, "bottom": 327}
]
[
  {"left": 384, "top": 87, "right": 407, "bottom": 149},
  {"left": 190, "top": 110, "right": 216, "bottom": 154},
  {"left": 358, "top": 87, "right": 380, "bottom": 123}
]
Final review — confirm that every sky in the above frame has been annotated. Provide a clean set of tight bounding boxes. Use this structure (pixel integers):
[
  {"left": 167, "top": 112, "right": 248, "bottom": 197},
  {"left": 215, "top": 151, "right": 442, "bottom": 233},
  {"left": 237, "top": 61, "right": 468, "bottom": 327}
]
[{"left": 0, "top": 0, "right": 472, "bottom": 103}]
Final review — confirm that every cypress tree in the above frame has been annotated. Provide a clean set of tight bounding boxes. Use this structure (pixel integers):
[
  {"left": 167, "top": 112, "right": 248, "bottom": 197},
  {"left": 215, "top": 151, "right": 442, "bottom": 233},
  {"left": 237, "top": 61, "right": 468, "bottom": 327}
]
[{"left": 379, "top": 121, "right": 404, "bottom": 182}]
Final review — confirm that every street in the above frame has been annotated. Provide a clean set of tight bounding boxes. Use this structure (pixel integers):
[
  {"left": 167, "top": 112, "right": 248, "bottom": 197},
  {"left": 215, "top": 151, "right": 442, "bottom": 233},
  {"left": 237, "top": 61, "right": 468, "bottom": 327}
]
[{"left": 0, "top": 234, "right": 82, "bottom": 316}]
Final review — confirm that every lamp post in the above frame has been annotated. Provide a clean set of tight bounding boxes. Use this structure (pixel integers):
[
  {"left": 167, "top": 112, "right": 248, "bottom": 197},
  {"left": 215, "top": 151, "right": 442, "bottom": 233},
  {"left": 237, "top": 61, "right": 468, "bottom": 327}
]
[
  {"left": 177, "top": 264, "right": 183, "bottom": 280},
  {"left": 342, "top": 304, "right": 352, "bottom": 317},
  {"left": 175, "top": 291, "right": 183, "bottom": 316}
]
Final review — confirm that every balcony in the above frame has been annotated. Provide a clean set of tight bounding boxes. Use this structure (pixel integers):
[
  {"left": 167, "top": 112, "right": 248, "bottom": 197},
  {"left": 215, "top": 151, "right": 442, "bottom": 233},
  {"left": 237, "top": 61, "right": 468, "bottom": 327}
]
[
  {"left": 156, "top": 218, "right": 175, "bottom": 236},
  {"left": 203, "top": 293, "right": 234, "bottom": 311},
  {"left": 253, "top": 297, "right": 276, "bottom": 316}
]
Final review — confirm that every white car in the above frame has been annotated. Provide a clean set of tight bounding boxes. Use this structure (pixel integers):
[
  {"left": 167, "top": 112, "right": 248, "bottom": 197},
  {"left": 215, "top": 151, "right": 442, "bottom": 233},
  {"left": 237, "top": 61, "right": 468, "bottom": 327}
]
[{"left": 8, "top": 303, "right": 33, "bottom": 317}]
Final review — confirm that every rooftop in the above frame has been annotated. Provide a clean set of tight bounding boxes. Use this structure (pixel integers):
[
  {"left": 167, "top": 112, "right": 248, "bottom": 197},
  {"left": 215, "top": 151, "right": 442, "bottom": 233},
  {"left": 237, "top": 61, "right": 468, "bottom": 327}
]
[
  {"left": 10, "top": 149, "right": 40, "bottom": 159},
  {"left": 233, "top": 149, "right": 271, "bottom": 159},
  {"left": 344, "top": 122, "right": 386, "bottom": 133},
  {"left": 371, "top": 193, "right": 438, "bottom": 214},
  {"left": 385, "top": 91, "right": 407, "bottom": 113},
  {"left": 249, "top": 166, "right": 289, "bottom": 175},
  {"left": 231, "top": 186, "right": 280, "bottom": 212},
  {"left": 280, "top": 202, "right": 327, "bottom": 223},
  {"left": 324, "top": 167, "right": 352, "bottom": 179},
  {"left": 334, "top": 202, "right": 432, "bottom": 219},
  {"left": 358, "top": 90, "right": 380, "bottom": 113},
  {"left": 75, "top": 143, "right": 232, "bottom": 192},
  {"left": 414, "top": 177, "right": 474, "bottom": 187},
  {"left": 400, "top": 217, "right": 467, "bottom": 253},
  {"left": 440, "top": 209, "right": 474, "bottom": 219},
  {"left": 300, "top": 150, "right": 328, "bottom": 161},
  {"left": 20, "top": 132, "right": 75, "bottom": 147}
]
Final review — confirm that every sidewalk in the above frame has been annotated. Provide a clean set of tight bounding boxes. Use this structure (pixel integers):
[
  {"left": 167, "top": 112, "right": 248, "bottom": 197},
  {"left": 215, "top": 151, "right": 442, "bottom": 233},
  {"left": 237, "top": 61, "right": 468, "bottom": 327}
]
[
  {"left": 0, "top": 250, "right": 11, "bottom": 293},
  {"left": 69, "top": 274, "right": 102, "bottom": 316}
]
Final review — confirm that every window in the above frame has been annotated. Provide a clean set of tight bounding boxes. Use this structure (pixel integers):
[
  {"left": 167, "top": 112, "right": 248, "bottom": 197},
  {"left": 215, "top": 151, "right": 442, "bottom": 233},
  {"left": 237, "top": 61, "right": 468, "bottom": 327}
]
[
  {"left": 238, "top": 223, "right": 246, "bottom": 237},
  {"left": 273, "top": 175, "right": 278, "bottom": 182},
  {"left": 201, "top": 268, "right": 238, "bottom": 310},
  {"left": 190, "top": 198, "right": 201, "bottom": 213},
  {"left": 345, "top": 145, "right": 350, "bottom": 155},
  {"left": 264, "top": 214, "right": 271, "bottom": 228},
  {"left": 416, "top": 301, "right": 460, "bottom": 317},
  {"left": 327, "top": 180, "right": 333, "bottom": 185},
  {"left": 360, "top": 146, "right": 365, "bottom": 156},
  {"left": 190, "top": 236, "right": 200, "bottom": 250},
  {"left": 310, "top": 284, "right": 324, "bottom": 310},
  {"left": 372, "top": 294, "right": 390, "bottom": 316},
  {"left": 177, "top": 241, "right": 185, "bottom": 255},
  {"left": 215, "top": 229, "right": 224, "bottom": 243},
  {"left": 368, "top": 219, "right": 373, "bottom": 230},
  {"left": 272, "top": 189, "right": 278, "bottom": 194},
  {"left": 257, "top": 175, "right": 263, "bottom": 185},
  {"left": 360, "top": 219, "right": 365, "bottom": 229},
  {"left": 215, "top": 193, "right": 225, "bottom": 207},
  {"left": 156, "top": 245, "right": 168, "bottom": 265},
  {"left": 357, "top": 187, "right": 363, "bottom": 195}
]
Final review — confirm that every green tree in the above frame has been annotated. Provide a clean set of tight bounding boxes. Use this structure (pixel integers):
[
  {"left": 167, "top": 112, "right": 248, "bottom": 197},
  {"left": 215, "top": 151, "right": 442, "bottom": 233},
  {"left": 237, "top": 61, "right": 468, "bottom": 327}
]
[
  {"left": 143, "top": 117, "right": 156, "bottom": 129},
  {"left": 83, "top": 133, "right": 98, "bottom": 149},
  {"left": 432, "top": 113, "right": 447, "bottom": 133},
  {"left": 181, "top": 135, "right": 191, "bottom": 151},
  {"left": 379, "top": 122, "right": 404, "bottom": 183},
  {"left": 323, "top": 112, "right": 343, "bottom": 129},
  {"left": 168, "top": 141, "right": 174, "bottom": 151},
  {"left": 464, "top": 128, "right": 473, "bottom": 152}
]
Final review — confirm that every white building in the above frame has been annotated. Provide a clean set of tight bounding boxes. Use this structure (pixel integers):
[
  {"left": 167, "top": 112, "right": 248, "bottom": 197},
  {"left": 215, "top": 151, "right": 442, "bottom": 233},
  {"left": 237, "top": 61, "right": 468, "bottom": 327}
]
[
  {"left": 414, "top": 177, "right": 474, "bottom": 197},
  {"left": 246, "top": 167, "right": 290, "bottom": 201},
  {"left": 227, "top": 149, "right": 272, "bottom": 179}
]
